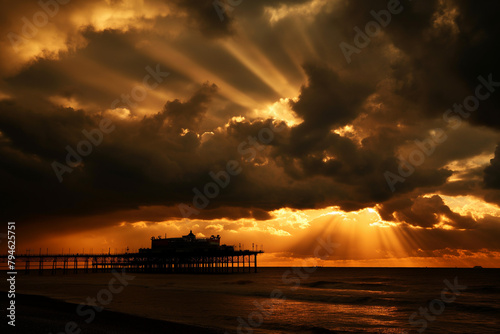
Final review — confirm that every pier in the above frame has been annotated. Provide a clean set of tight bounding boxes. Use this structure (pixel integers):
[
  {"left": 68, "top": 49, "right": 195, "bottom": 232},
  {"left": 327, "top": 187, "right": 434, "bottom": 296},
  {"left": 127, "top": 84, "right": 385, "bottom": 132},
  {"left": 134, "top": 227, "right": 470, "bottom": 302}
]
[
  {"left": 1, "top": 231, "right": 264, "bottom": 274},
  {"left": 0, "top": 249, "right": 263, "bottom": 274}
]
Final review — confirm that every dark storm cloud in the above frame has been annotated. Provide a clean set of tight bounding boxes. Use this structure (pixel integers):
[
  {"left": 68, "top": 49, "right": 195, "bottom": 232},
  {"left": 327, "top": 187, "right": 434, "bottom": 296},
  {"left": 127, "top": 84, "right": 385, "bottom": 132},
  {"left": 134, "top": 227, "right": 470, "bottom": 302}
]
[
  {"left": 0, "top": 77, "right": 451, "bottom": 228},
  {"left": 377, "top": 194, "right": 476, "bottom": 229},
  {"left": 315, "top": 0, "right": 500, "bottom": 129},
  {"left": 0, "top": 85, "right": 298, "bottom": 224},
  {"left": 145, "top": 82, "right": 218, "bottom": 132},
  {"left": 319, "top": 0, "right": 500, "bottom": 207},
  {"left": 377, "top": 0, "right": 500, "bottom": 128},
  {"left": 18, "top": 205, "right": 274, "bottom": 240},
  {"left": 291, "top": 63, "right": 372, "bottom": 132},
  {"left": 168, "top": 0, "right": 312, "bottom": 39},
  {"left": 484, "top": 144, "right": 500, "bottom": 189},
  {"left": 171, "top": 0, "right": 235, "bottom": 38},
  {"left": 450, "top": 0, "right": 500, "bottom": 129}
]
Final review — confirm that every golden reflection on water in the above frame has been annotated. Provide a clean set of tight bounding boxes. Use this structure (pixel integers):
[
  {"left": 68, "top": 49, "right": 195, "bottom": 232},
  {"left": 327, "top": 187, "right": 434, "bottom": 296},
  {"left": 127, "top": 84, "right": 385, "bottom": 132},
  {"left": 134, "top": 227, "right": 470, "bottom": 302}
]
[{"left": 259, "top": 297, "right": 402, "bottom": 331}]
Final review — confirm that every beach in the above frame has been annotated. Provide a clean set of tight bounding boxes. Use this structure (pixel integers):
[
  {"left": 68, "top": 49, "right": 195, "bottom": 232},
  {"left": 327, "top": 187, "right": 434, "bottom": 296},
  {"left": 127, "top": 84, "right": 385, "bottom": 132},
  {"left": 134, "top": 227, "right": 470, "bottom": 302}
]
[{"left": 1, "top": 292, "right": 223, "bottom": 334}]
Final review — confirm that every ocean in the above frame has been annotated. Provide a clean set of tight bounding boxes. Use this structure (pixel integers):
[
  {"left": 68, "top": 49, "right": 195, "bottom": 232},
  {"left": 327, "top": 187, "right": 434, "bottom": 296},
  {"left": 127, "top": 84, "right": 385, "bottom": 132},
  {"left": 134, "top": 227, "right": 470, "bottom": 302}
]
[{"left": 3, "top": 267, "right": 500, "bottom": 333}]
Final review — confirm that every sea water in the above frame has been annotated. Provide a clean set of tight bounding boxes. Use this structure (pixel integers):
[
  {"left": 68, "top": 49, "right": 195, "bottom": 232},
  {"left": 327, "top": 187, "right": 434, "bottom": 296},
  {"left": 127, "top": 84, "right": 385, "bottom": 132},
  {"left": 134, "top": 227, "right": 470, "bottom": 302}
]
[{"left": 7, "top": 267, "right": 500, "bottom": 333}]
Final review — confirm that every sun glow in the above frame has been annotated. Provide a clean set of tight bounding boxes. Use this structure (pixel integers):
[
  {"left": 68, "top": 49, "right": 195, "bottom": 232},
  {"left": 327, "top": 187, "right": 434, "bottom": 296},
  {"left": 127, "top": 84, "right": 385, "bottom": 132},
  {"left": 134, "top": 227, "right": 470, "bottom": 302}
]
[{"left": 252, "top": 97, "right": 302, "bottom": 126}]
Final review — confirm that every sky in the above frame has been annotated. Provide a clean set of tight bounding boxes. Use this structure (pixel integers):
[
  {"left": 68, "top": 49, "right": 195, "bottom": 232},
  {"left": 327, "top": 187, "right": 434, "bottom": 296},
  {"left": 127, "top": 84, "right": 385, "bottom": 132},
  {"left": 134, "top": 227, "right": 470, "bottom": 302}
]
[{"left": 1, "top": 0, "right": 500, "bottom": 267}]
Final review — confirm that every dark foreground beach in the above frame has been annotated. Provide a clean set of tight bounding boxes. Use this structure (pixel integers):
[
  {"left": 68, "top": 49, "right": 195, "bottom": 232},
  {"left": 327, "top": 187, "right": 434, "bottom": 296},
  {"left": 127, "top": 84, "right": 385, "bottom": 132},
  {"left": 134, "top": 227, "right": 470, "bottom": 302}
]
[{"left": 0, "top": 292, "right": 224, "bottom": 334}]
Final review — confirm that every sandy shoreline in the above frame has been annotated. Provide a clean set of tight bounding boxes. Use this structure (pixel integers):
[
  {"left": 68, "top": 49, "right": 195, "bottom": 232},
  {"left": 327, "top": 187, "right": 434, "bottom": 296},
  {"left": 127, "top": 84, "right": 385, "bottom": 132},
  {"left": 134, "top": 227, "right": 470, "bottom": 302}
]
[{"left": 0, "top": 291, "right": 225, "bottom": 334}]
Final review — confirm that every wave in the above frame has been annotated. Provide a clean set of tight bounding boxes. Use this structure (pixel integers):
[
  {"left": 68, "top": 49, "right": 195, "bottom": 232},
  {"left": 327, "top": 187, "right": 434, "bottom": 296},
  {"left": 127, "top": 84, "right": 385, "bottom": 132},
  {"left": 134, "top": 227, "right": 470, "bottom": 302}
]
[
  {"left": 466, "top": 285, "right": 500, "bottom": 294},
  {"left": 304, "top": 280, "right": 408, "bottom": 292},
  {"left": 259, "top": 322, "right": 348, "bottom": 334},
  {"left": 452, "top": 302, "right": 500, "bottom": 315},
  {"left": 224, "top": 280, "right": 254, "bottom": 285},
  {"left": 240, "top": 288, "right": 415, "bottom": 308}
]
